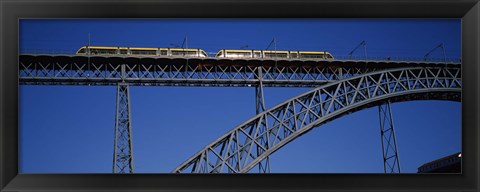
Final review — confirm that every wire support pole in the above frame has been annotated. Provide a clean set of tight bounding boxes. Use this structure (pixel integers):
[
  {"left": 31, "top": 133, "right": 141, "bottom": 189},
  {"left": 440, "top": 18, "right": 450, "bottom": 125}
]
[
  {"left": 266, "top": 37, "right": 278, "bottom": 73},
  {"left": 364, "top": 42, "right": 368, "bottom": 62},
  {"left": 87, "top": 33, "right": 91, "bottom": 69},
  {"left": 183, "top": 35, "right": 189, "bottom": 77},
  {"left": 113, "top": 83, "right": 135, "bottom": 173},
  {"left": 424, "top": 43, "right": 447, "bottom": 63},
  {"left": 378, "top": 100, "right": 401, "bottom": 173},
  {"left": 348, "top": 40, "right": 368, "bottom": 71},
  {"left": 348, "top": 40, "right": 368, "bottom": 61},
  {"left": 255, "top": 67, "right": 270, "bottom": 173}
]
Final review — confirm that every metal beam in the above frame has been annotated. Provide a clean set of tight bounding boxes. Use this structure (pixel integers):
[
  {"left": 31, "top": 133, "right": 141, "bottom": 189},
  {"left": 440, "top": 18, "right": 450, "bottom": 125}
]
[
  {"left": 113, "top": 83, "right": 134, "bottom": 173},
  {"left": 378, "top": 100, "right": 401, "bottom": 173}
]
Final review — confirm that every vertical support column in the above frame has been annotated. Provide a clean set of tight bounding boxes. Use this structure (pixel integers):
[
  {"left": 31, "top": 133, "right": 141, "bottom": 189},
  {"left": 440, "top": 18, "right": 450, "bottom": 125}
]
[
  {"left": 255, "top": 85, "right": 266, "bottom": 114},
  {"left": 113, "top": 83, "right": 134, "bottom": 173},
  {"left": 255, "top": 67, "right": 270, "bottom": 173},
  {"left": 378, "top": 100, "right": 401, "bottom": 173}
]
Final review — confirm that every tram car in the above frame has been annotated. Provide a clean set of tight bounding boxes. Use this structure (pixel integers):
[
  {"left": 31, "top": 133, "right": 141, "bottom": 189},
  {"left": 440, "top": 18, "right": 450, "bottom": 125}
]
[
  {"left": 75, "top": 46, "right": 209, "bottom": 57},
  {"left": 214, "top": 49, "right": 334, "bottom": 60}
]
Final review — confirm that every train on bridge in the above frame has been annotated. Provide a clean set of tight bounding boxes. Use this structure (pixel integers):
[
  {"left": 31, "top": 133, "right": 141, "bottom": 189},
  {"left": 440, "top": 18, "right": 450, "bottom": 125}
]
[{"left": 75, "top": 46, "right": 335, "bottom": 60}]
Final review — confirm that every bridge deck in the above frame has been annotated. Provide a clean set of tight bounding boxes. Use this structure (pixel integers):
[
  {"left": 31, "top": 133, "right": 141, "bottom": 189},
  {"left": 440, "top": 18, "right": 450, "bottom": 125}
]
[{"left": 19, "top": 54, "right": 461, "bottom": 87}]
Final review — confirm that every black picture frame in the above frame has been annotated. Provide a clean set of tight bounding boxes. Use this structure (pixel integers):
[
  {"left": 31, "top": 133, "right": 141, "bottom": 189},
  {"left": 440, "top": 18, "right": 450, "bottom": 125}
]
[{"left": 1, "top": 0, "right": 479, "bottom": 191}]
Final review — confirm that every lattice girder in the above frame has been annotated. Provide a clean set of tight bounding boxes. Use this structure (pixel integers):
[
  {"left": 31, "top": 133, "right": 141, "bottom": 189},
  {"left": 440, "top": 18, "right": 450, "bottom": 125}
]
[
  {"left": 19, "top": 55, "right": 459, "bottom": 87},
  {"left": 113, "top": 83, "right": 134, "bottom": 173}
]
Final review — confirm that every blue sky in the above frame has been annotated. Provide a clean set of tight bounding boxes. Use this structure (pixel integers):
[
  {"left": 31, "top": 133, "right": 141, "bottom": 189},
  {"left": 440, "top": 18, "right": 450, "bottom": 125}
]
[{"left": 19, "top": 19, "right": 461, "bottom": 173}]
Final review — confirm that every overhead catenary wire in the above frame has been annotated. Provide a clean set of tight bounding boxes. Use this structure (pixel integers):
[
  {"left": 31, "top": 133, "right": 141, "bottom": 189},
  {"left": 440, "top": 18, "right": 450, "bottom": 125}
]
[{"left": 25, "top": 38, "right": 460, "bottom": 63}]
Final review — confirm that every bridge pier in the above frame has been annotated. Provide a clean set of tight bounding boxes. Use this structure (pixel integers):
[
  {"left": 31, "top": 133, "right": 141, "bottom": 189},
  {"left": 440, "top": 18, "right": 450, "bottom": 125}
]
[
  {"left": 378, "top": 100, "right": 401, "bottom": 173},
  {"left": 113, "top": 83, "right": 135, "bottom": 173},
  {"left": 255, "top": 67, "right": 270, "bottom": 173}
]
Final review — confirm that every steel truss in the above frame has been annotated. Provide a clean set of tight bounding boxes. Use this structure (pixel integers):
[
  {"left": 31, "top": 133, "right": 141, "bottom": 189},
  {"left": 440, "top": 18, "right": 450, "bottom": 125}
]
[
  {"left": 378, "top": 101, "right": 401, "bottom": 173},
  {"left": 19, "top": 54, "right": 462, "bottom": 173},
  {"left": 19, "top": 55, "right": 458, "bottom": 87},
  {"left": 173, "top": 67, "right": 461, "bottom": 173},
  {"left": 113, "top": 83, "right": 134, "bottom": 173}
]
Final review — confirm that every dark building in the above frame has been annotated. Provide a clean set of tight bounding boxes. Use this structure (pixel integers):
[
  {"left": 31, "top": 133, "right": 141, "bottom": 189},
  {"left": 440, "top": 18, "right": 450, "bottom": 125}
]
[{"left": 417, "top": 152, "right": 461, "bottom": 173}]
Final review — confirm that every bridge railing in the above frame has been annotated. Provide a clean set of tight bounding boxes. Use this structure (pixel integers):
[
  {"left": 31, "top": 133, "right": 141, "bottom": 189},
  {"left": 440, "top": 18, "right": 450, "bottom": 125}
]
[
  {"left": 19, "top": 49, "right": 461, "bottom": 64},
  {"left": 20, "top": 48, "right": 74, "bottom": 55},
  {"left": 333, "top": 55, "right": 460, "bottom": 63}
]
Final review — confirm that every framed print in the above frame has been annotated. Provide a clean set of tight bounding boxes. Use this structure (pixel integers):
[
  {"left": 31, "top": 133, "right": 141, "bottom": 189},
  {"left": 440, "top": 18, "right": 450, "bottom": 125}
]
[{"left": 1, "top": 0, "right": 479, "bottom": 191}]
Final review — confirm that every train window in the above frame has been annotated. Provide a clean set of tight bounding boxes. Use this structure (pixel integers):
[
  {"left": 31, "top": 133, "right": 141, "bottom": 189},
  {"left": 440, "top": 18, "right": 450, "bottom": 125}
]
[
  {"left": 300, "top": 54, "right": 324, "bottom": 59},
  {"left": 193, "top": 51, "right": 200, "bottom": 56},
  {"left": 106, "top": 49, "right": 117, "bottom": 54},
  {"left": 290, "top": 53, "right": 298, "bottom": 59},
  {"left": 92, "top": 49, "right": 117, "bottom": 55},
  {"left": 89, "top": 49, "right": 98, "bottom": 54},
  {"left": 77, "top": 48, "right": 86, "bottom": 54},
  {"left": 226, "top": 52, "right": 251, "bottom": 58},
  {"left": 264, "top": 52, "right": 288, "bottom": 58},
  {"left": 160, "top": 50, "right": 168, "bottom": 55},
  {"left": 184, "top": 51, "right": 198, "bottom": 56},
  {"left": 172, "top": 51, "right": 188, "bottom": 56},
  {"left": 119, "top": 50, "right": 128, "bottom": 54},
  {"left": 253, "top": 52, "right": 261, "bottom": 58},
  {"left": 171, "top": 50, "right": 185, "bottom": 56},
  {"left": 171, "top": 50, "right": 198, "bottom": 57},
  {"left": 131, "top": 50, "right": 156, "bottom": 55}
]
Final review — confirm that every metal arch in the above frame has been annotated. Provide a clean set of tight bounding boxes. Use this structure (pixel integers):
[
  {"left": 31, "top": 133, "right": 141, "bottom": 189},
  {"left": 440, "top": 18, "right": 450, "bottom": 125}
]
[{"left": 173, "top": 67, "right": 461, "bottom": 173}]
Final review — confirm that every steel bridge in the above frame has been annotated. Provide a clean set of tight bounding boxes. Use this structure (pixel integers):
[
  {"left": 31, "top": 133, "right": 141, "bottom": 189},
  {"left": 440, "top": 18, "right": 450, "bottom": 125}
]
[{"left": 19, "top": 54, "right": 461, "bottom": 174}]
